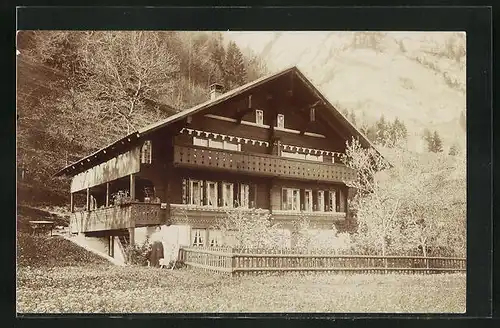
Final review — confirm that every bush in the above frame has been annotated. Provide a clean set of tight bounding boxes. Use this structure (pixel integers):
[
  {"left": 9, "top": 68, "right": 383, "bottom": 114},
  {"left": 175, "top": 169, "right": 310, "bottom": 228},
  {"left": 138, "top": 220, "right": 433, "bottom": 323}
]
[{"left": 125, "top": 238, "right": 152, "bottom": 266}]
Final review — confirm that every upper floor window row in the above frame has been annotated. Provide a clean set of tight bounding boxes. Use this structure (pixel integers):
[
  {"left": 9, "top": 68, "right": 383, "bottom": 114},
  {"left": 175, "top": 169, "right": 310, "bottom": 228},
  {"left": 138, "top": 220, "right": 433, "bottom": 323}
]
[
  {"left": 193, "top": 137, "right": 241, "bottom": 152},
  {"left": 255, "top": 110, "right": 285, "bottom": 128}
]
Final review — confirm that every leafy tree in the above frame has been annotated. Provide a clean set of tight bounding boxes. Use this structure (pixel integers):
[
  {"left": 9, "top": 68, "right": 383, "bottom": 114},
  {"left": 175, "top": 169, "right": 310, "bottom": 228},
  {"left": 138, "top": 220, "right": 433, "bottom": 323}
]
[
  {"left": 214, "top": 208, "right": 287, "bottom": 249},
  {"left": 342, "top": 138, "right": 466, "bottom": 258},
  {"left": 386, "top": 117, "right": 408, "bottom": 148},
  {"left": 341, "top": 138, "right": 395, "bottom": 257}
]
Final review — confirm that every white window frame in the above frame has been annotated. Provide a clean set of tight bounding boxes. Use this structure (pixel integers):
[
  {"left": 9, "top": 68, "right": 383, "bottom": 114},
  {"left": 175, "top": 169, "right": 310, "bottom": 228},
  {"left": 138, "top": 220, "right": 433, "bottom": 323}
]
[
  {"left": 317, "top": 190, "right": 325, "bottom": 212},
  {"left": 189, "top": 180, "right": 203, "bottom": 206},
  {"left": 281, "top": 151, "right": 306, "bottom": 160},
  {"left": 222, "top": 182, "right": 234, "bottom": 208},
  {"left": 282, "top": 188, "right": 301, "bottom": 211},
  {"left": 304, "top": 189, "right": 313, "bottom": 212},
  {"left": 256, "top": 109, "right": 264, "bottom": 125},
  {"left": 310, "top": 107, "right": 316, "bottom": 122},
  {"left": 205, "top": 181, "right": 218, "bottom": 207},
  {"left": 208, "top": 139, "right": 223, "bottom": 149},
  {"left": 223, "top": 140, "right": 241, "bottom": 151},
  {"left": 239, "top": 184, "right": 250, "bottom": 208},
  {"left": 305, "top": 154, "right": 323, "bottom": 162},
  {"left": 193, "top": 137, "right": 208, "bottom": 147},
  {"left": 328, "top": 190, "right": 337, "bottom": 212},
  {"left": 208, "top": 230, "right": 222, "bottom": 247},
  {"left": 192, "top": 229, "right": 205, "bottom": 247},
  {"left": 277, "top": 113, "right": 285, "bottom": 128}
]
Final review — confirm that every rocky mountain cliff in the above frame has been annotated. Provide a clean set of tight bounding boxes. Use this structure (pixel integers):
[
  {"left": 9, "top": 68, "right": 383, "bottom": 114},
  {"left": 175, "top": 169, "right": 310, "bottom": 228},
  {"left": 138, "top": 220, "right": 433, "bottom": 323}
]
[{"left": 227, "top": 31, "right": 466, "bottom": 152}]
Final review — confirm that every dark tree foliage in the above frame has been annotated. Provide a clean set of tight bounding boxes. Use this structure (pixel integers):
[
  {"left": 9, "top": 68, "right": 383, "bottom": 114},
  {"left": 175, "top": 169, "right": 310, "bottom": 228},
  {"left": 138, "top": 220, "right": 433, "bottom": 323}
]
[
  {"left": 423, "top": 129, "right": 444, "bottom": 153},
  {"left": 448, "top": 143, "right": 459, "bottom": 156},
  {"left": 17, "top": 31, "right": 268, "bottom": 205}
]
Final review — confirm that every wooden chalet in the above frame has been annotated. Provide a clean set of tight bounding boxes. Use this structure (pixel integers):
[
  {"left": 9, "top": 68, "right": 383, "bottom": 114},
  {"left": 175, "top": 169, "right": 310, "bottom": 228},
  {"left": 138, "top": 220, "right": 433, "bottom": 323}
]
[{"left": 54, "top": 66, "right": 380, "bottom": 258}]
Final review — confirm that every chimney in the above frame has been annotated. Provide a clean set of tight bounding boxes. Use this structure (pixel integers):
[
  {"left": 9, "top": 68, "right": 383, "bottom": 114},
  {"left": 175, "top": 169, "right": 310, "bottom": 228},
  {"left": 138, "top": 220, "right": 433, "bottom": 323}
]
[{"left": 209, "top": 83, "right": 224, "bottom": 100}]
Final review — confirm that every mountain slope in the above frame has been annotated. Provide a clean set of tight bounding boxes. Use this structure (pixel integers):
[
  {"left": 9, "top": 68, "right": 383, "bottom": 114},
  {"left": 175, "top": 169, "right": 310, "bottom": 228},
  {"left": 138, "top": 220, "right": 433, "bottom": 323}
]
[{"left": 227, "top": 32, "right": 466, "bottom": 152}]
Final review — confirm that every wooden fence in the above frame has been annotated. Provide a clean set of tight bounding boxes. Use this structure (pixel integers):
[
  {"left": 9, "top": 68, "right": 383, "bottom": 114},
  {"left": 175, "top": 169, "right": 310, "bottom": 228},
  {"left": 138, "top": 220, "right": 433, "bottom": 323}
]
[{"left": 178, "top": 247, "right": 466, "bottom": 276}]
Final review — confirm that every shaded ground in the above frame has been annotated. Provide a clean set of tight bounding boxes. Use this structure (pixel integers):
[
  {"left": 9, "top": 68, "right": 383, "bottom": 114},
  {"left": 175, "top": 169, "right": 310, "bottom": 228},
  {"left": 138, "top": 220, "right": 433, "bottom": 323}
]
[
  {"left": 17, "top": 265, "right": 465, "bottom": 313},
  {"left": 17, "top": 233, "right": 109, "bottom": 267}
]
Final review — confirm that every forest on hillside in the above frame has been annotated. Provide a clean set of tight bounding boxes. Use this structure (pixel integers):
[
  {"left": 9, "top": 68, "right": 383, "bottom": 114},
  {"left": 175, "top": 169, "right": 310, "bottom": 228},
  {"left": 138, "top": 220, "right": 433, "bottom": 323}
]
[{"left": 17, "top": 31, "right": 268, "bottom": 204}]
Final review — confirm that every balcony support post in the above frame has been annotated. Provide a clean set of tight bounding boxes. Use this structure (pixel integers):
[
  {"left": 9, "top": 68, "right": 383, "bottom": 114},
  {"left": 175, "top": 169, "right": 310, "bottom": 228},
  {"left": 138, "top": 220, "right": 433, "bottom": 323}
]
[
  {"left": 86, "top": 187, "right": 90, "bottom": 211},
  {"left": 130, "top": 174, "right": 136, "bottom": 201},
  {"left": 70, "top": 192, "right": 74, "bottom": 213},
  {"left": 105, "top": 182, "right": 110, "bottom": 207},
  {"left": 128, "top": 227, "right": 135, "bottom": 246}
]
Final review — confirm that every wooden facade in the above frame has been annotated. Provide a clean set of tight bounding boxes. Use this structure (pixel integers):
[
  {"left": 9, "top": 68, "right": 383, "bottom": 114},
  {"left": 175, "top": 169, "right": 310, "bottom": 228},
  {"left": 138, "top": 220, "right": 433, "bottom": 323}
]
[{"left": 57, "top": 67, "right": 379, "bottom": 247}]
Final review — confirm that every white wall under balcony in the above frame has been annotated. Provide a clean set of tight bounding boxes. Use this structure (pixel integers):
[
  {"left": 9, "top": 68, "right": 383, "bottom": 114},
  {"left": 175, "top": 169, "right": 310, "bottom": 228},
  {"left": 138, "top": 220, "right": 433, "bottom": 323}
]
[{"left": 134, "top": 224, "right": 191, "bottom": 247}]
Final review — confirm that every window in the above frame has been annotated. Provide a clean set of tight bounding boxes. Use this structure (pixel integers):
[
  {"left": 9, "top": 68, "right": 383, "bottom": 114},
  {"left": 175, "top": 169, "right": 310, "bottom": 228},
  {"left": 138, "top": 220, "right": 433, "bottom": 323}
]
[
  {"left": 304, "top": 189, "right": 313, "bottom": 212},
  {"left": 277, "top": 114, "right": 285, "bottom": 128},
  {"left": 205, "top": 181, "right": 218, "bottom": 207},
  {"left": 305, "top": 154, "right": 323, "bottom": 162},
  {"left": 222, "top": 182, "right": 234, "bottom": 207},
  {"left": 282, "top": 188, "right": 300, "bottom": 211},
  {"left": 310, "top": 108, "right": 316, "bottom": 122},
  {"left": 141, "top": 140, "right": 152, "bottom": 164},
  {"left": 223, "top": 140, "right": 241, "bottom": 151},
  {"left": 208, "top": 230, "right": 222, "bottom": 247},
  {"left": 239, "top": 184, "right": 250, "bottom": 208},
  {"left": 281, "top": 151, "right": 306, "bottom": 160},
  {"left": 256, "top": 109, "right": 264, "bottom": 125},
  {"left": 189, "top": 180, "right": 203, "bottom": 206},
  {"left": 194, "top": 136, "right": 241, "bottom": 151},
  {"left": 317, "top": 190, "right": 325, "bottom": 212},
  {"left": 192, "top": 229, "right": 205, "bottom": 247},
  {"left": 208, "top": 139, "right": 223, "bottom": 149},
  {"left": 193, "top": 137, "right": 208, "bottom": 147},
  {"left": 328, "top": 190, "right": 337, "bottom": 212}
]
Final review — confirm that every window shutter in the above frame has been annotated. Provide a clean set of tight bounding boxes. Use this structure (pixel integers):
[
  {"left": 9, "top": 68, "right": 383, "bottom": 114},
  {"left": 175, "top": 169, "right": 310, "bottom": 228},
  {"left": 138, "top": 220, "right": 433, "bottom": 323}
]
[
  {"left": 325, "top": 191, "right": 330, "bottom": 212},
  {"left": 218, "top": 182, "right": 223, "bottom": 207},
  {"left": 182, "top": 179, "right": 188, "bottom": 204},
  {"left": 312, "top": 190, "right": 318, "bottom": 211},
  {"left": 234, "top": 182, "right": 240, "bottom": 207},
  {"left": 249, "top": 184, "right": 256, "bottom": 208},
  {"left": 300, "top": 189, "right": 305, "bottom": 211}
]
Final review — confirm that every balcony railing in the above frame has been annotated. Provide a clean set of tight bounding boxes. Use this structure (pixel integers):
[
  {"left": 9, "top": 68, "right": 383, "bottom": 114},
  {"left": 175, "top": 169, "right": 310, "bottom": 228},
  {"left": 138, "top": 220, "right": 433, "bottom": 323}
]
[
  {"left": 169, "top": 204, "right": 345, "bottom": 229},
  {"left": 271, "top": 210, "right": 346, "bottom": 226},
  {"left": 170, "top": 204, "right": 270, "bottom": 229},
  {"left": 70, "top": 202, "right": 164, "bottom": 234},
  {"left": 173, "top": 145, "right": 356, "bottom": 183}
]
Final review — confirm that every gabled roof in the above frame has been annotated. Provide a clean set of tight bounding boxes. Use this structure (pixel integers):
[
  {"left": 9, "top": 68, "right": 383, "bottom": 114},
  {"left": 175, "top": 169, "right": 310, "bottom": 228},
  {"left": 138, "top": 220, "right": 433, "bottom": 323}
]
[{"left": 54, "top": 66, "right": 383, "bottom": 177}]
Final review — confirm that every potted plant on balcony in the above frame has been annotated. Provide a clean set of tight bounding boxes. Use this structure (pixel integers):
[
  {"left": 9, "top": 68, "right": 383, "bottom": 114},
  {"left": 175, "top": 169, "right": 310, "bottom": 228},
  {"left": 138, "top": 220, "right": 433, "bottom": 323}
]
[
  {"left": 143, "top": 186, "right": 152, "bottom": 203},
  {"left": 113, "top": 190, "right": 131, "bottom": 207}
]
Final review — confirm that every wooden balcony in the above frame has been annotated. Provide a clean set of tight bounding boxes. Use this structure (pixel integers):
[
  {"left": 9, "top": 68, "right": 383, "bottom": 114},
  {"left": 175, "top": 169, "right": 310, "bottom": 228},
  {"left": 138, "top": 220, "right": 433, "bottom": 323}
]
[
  {"left": 173, "top": 145, "right": 356, "bottom": 183},
  {"left": 70, "top": 202, "right": 164, "bottom": 234},
  {"left": 271, "top": 210, "right": 346, "bottom": 229}
]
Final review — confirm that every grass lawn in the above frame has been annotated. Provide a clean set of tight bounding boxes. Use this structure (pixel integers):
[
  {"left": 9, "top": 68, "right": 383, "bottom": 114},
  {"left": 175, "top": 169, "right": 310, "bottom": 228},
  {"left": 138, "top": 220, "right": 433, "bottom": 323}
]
[{"left": 17, "top": 265, "right": 466, "bottom": 313}]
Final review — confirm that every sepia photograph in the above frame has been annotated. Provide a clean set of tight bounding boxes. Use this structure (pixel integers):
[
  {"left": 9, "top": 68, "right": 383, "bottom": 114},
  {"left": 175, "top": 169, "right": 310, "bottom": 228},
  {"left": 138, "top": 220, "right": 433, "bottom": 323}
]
[{"left": 16, "top": 30, "right": 466, "bottom": 314}]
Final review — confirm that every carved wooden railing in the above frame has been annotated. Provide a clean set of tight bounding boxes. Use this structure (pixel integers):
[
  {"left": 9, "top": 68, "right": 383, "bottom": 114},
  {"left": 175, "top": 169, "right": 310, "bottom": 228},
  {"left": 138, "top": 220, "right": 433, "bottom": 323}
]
[
  {"left": 70, "top": 202, "right": 163, "bottom": 233},
  {"left": 170, "top": 204, "right": 270, "bottom": 229},
  {"left": 173, "top": 145, "right": 356, "bottom": 183}
]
